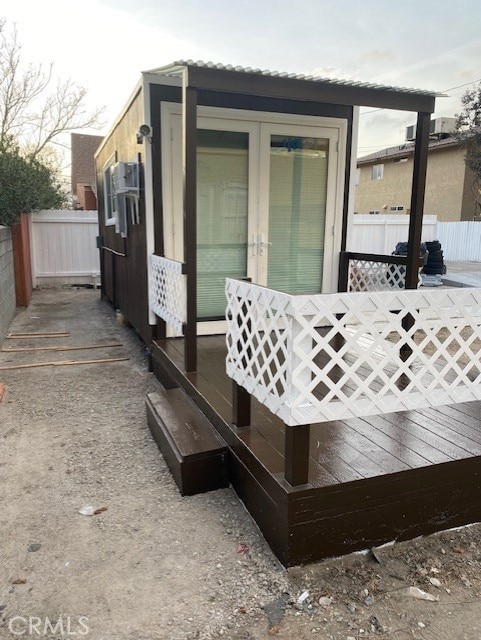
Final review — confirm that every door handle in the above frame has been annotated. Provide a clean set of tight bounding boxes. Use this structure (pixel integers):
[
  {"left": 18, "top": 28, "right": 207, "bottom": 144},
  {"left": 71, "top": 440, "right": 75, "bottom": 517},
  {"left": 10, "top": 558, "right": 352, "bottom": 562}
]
[
  {"left": 247, "top": 234, "right": 258, "bottom": 256},
  {"left": 259, "top": 237, "right": 272, "bottom": 256}
]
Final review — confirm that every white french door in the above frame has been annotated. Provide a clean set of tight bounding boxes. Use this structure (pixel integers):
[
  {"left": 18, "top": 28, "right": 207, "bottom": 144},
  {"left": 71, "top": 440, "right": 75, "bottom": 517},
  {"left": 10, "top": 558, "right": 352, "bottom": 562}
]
[
  {"left": 161, "top": 105, "right": 343, "bottom": 335},
  {"left": 258, "top": 123, "right": 339, "bottom": 295}
]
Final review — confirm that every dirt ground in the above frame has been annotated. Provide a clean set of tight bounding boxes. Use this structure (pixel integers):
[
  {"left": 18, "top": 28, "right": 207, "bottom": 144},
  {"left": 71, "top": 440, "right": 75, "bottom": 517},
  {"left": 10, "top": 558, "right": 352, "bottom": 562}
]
[{"left": 1, "top": 288, "right": 481, "bottom": 640}]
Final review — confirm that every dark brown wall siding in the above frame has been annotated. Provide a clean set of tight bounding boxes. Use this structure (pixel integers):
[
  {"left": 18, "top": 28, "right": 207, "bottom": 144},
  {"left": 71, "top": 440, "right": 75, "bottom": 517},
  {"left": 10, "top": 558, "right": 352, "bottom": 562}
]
[{"left": 96, "top": 89, "right": 152, "bottom": 343}]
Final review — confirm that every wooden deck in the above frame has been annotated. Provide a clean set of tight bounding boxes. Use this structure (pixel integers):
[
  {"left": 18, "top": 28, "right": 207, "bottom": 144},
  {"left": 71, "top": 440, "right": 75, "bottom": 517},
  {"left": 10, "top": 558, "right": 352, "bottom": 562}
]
[{"left": 151, "top": 335, "right": 481, "bottom": 566}]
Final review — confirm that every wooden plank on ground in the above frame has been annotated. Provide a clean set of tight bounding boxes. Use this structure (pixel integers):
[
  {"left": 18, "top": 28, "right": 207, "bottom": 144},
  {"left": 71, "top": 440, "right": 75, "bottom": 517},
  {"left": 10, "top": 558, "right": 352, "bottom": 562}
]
[
  {"left": 0, "top": 357, "right": 129, "bottom": 371},
  {"left": 5, "top": 331, "right": 70, "bottom": 340},
  {"left": 1, "top": 343, "right": 123, "bottom": 353}
]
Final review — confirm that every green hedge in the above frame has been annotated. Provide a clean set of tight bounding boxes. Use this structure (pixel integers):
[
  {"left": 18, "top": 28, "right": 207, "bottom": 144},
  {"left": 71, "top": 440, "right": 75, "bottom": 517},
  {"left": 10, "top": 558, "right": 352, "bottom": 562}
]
[{"left": 0, "top": 146, "right": 65, "bottom": 226}]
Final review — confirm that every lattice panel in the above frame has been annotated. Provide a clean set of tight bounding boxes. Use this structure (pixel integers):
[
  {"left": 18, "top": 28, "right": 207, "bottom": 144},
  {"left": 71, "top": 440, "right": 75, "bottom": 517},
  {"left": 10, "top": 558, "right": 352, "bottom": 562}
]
[
  {"left": 149, "top": 255, "right": 186, "bottom": 333},
  {"left": 226, "top": 280, "right": 293, "bottom": 411},
  {"left": 226, "top": 279, "right": 481, "bottom": 427},
  {"left": 348, "top": 259, "right": 421, "bottom": 291}
]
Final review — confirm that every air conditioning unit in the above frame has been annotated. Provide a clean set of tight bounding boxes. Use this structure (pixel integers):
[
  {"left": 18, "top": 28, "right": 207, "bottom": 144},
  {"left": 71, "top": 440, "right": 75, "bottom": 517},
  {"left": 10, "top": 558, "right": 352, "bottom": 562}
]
[
  {"left": 406, "top": 117, "right": 457, "bottom": 141},
  {"left": 429, "top": 117, "right": 456, "bottom": 136},
  {"left": 112, "top": 162, "right": 140, "bottom": 194},
  {"left": 406, "top": 124, "right": 416, "bottom": 141}
]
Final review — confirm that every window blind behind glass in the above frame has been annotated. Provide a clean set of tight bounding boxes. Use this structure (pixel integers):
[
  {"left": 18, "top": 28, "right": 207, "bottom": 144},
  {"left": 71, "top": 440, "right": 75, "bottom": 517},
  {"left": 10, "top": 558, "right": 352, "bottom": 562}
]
[
  {"left": 197, "top": 130, "right": 249, "bottom": 319},
  {"left": 267, "top": 136, "right": 329, "bottom": 294}
]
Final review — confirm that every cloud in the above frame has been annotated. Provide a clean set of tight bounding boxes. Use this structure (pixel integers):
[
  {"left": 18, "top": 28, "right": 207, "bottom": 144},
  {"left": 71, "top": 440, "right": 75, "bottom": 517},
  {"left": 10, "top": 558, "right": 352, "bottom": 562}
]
[{"left": 360, "top": 50, "right": 395, "bottom": 63}]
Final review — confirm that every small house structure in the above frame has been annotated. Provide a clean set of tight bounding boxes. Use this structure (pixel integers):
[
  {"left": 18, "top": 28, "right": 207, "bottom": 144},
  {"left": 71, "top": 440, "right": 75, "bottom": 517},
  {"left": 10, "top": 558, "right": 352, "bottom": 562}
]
[{"left": 96, "top": 62, "right": 481, "bottom": 566}]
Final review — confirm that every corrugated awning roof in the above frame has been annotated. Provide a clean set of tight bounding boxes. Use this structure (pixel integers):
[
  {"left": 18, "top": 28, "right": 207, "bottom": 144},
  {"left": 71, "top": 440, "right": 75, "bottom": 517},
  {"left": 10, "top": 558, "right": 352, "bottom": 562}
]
[{"left": 145, "top": 60, "right": 443, "bottom": 99}]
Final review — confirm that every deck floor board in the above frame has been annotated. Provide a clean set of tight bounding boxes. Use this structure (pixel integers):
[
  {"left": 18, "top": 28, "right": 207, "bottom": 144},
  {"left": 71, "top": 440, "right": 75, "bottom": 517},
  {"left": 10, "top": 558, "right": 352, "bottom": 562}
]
[{"left": 156, "top": 336, "right": 481, "bottom": 490}]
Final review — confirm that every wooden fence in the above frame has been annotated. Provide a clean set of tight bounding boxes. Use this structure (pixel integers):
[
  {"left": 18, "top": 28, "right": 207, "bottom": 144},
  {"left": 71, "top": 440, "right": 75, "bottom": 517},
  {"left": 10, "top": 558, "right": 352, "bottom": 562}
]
[{"left": 30, "top": 210, "right": 100, "bottom": 286}]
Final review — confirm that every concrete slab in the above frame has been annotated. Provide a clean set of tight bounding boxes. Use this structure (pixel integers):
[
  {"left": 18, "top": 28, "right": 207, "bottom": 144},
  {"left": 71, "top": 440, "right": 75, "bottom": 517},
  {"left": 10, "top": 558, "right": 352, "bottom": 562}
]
[{"left": 442, "top": 261, "right": 481, "bottom": 288}]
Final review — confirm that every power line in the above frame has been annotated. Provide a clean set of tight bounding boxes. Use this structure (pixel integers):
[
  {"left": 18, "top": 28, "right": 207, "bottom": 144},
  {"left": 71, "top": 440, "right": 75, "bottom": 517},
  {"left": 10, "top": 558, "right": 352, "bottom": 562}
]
[{"left": 443, "top": 77, "right": 481, "bottom": 93}]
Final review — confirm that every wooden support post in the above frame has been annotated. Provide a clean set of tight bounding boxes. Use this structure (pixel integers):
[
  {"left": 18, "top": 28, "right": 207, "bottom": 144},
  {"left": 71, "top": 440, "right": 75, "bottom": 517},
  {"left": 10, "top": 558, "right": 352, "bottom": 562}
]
[
  {"left": 232, "top": 381, "right": 251, "bottom": 428},
  {"left": 12, "top": 213, "right": 32, "bottom": 307},
  {"left": 338, "top": 251, "right": 350, "bottom": 292},
  {"left": 232, "top": 276, "right": 253, "bottom": 427},
  {"left": 285, "top": 424, "right": 310, "bottom": 486},
  {"left": 402, "top": 112, "right": 430, "bottom": 360},
  {"left": 183, "top": 78, "right": 198, "bottom": 373},
  {"left": 284, "top": 314, "right": 312, "bottom": 486},
  {"left": 405, "top": 112, "right": 430, "bottom": 290}
]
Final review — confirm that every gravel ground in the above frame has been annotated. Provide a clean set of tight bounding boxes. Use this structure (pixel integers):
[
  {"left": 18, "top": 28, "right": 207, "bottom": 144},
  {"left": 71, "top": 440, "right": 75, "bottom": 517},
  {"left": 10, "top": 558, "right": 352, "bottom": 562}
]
[{"left": 1, "top": 288, "right": 481, "bottom": 640}]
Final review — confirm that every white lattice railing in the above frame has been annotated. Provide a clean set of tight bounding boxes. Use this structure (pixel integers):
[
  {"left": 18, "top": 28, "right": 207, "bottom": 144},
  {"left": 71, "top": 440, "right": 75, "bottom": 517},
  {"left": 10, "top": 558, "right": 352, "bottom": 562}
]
[
  {"left": 149, "top": 255, "right": 186, "bottom": 333},
  {"left": 225, "top": 279, "right": 481, "bottom": 427},
  {"left": 343, "top": 252, "right": 422, "bottom": 291}
]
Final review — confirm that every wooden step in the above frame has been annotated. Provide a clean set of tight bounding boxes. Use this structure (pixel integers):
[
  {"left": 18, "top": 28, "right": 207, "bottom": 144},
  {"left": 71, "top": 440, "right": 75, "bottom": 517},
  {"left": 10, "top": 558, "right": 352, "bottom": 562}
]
[{"left": 146, "top": 388, "right": 229, "bottom": 496}]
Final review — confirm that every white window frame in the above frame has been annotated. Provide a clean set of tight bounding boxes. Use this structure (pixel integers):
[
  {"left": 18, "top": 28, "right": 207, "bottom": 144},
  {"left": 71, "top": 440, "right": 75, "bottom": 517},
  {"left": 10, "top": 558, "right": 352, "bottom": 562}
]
[
  {"left": 103, "top": 153, "right": 117, "bottom": 226},
  {"left": 371, "top": 163, "right": 384, "bottom": 180}
]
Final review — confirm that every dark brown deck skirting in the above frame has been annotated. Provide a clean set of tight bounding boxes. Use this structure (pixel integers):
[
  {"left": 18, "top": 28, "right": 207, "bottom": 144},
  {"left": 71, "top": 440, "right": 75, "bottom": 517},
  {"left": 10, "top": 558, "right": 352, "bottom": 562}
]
[{"left": 151, "top": 337, "right": 481, "bottom": 566}]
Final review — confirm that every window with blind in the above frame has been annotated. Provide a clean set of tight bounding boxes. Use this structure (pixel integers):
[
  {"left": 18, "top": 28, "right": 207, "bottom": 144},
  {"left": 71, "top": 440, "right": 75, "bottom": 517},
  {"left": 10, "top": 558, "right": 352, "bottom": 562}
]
[{"left": 266, "top": 135, "right": 329, "bottom": 294}]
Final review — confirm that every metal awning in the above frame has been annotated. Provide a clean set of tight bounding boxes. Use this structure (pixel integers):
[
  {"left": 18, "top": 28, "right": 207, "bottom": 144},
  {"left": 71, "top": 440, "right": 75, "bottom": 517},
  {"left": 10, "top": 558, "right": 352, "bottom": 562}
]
[{"left": 146, "top": 60, "right": 443, "bottom": 113}]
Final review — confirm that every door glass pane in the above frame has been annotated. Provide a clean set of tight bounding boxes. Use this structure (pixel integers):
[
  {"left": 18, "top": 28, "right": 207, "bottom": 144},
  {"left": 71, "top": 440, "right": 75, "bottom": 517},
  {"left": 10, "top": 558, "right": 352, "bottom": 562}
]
[
  {"left": 267, "top": 135, "right": 329, "bottom": 294},
  {"left": 197, "top": 130, "right": 248, "bottom": 319}
]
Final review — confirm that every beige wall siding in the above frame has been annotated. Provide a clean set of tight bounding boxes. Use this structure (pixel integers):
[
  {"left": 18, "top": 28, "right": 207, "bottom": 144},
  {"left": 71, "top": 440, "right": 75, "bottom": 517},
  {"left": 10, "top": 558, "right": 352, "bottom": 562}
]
[
  {"left": 424, "top": 148, "right": 465, "bottom": 221},
  {"left": 96, "top": 89, "right": 143, "bottom": 239},
  {"left": 461, "top": 164, "right": 479, "bottom": 220},
  {"left": 356, "top": 146, "right": 467, "bottom": 222},
  {"left": 356, "top": 159, "right": 412, "bottom": 214}
]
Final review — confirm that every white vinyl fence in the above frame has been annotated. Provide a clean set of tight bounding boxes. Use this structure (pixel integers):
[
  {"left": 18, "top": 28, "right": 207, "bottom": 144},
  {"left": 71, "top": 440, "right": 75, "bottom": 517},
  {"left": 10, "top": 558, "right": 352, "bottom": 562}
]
[
  {"left": 347, "top": 214, "right": 438, "bottom": 254},
  {"left": 437, "top": 221, "right": 481, "bottom": 262},
  {"left": 349, "top": 216, "right": 481, "bottom": 263},
  {"left": 30, "top": 210, "right": 100, "bottom": 286}
]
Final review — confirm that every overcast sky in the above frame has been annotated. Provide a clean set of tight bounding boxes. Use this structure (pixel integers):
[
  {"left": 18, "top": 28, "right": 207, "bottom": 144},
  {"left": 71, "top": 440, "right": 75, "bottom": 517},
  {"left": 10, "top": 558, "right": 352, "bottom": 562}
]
[{"left": 3, "top": 0, "right": 481, "bottom": 155}]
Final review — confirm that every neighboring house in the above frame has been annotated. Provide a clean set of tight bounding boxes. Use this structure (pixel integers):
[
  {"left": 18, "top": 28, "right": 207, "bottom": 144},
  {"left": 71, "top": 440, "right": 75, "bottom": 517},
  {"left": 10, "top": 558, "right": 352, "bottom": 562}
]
[
  {"left": 71, "top": 133, "right": 104, "bottom": 210},
  {"left": 356, "top": 125, "right": 477, "bottom": 221},
  {"left": 95, "top": 61, "right": 481, "bottom": 567}
]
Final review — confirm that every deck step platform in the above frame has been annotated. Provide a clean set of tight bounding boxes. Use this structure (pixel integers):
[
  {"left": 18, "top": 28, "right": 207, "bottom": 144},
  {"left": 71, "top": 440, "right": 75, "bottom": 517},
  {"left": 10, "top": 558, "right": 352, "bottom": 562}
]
[{"left": 146, "top": 388, "right": 229, "bottom": 496}]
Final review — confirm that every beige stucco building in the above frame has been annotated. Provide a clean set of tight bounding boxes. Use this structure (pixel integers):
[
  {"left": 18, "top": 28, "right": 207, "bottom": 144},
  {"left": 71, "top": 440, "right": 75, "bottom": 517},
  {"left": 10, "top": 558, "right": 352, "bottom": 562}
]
[{"left": 355, "top": 137, "right": 477, "bottom": 221}]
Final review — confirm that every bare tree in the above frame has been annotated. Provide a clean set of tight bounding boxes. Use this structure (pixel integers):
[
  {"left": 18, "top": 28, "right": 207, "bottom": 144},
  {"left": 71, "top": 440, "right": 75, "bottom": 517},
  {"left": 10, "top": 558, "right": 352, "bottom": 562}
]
[{"left": 0, "top": 18, "right": 104, "bottom": 155}]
